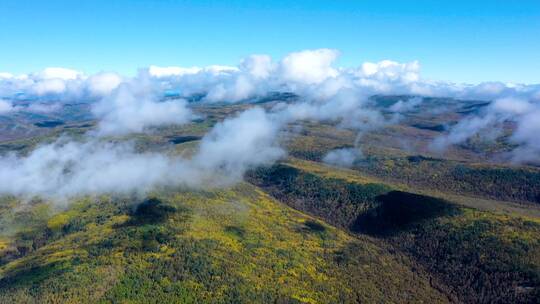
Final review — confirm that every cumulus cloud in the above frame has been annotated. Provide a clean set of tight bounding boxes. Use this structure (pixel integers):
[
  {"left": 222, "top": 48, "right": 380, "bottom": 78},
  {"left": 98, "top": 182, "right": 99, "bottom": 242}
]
[
  {"left": 148, "top": 65, "right": 202, "bottom": 78},
  {"left": 240, "top": 55, "right": 274, "bottom": 79},
  {"left": 28, "top": 67, "right": 84, "bottom": 96},
  {"left": 1, "top": 48, "right": 540, "bottom": 200},
  {"left": 360, "top": 60, "right": 420, "bottom": 81},
  {"left": 3, "top": 48, "right": 540, "bottom": 105},
  {"left": 38, "top": 67, "right": 82, "bottom": 80},
  {"left": 204, "top": 75, "right": 257, "bottom": 102},
  {"left": 354, "top": 60, "right": 421, "bottom": 94},
  {"left": 33, "top": 78, "right": 68, "bottom": 95},
  {"left": 194, "top": 107, "right": 285, "bottom": 179},
  {"left": 141, "top": 50, "right": 539, "bottom": 106},
  {"left": 0, "top": 67, "right": 121, "bottom": 101},
  {"left": 143, "top": 49, "right": 342, "bottom": 103},
  {"left": 0, "top": 73, "right": 14, "bottom": 79},
  {"left": 92, "top": 79, "right": 193, "bottom": 136},
  {"left": 280, "top": 49, "right": 340, "bottom": 84},
  {"left": 87, "top": 72, "right": 123, "bottom": 96}
]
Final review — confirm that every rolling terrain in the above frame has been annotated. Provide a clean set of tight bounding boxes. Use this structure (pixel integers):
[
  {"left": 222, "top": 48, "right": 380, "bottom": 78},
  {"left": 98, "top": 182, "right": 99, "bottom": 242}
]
[{"left": 0, "top": 96, "right": 539, "bottom": 303}]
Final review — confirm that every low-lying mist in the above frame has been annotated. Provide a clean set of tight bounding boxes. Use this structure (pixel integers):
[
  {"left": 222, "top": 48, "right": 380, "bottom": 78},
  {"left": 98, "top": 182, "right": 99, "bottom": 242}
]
[{"left": 0, "top": 49, "right": 539, "bottom": 201}]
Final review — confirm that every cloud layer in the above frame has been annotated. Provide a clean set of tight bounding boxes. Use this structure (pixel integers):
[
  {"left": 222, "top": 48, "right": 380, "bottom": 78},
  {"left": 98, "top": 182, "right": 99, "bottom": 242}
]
[
  {"left": 3, "top": 49, "right": 540, "bottom": 105},
  {"left": 0, "top": 106, "right": 285, "bottom": 200},
  {"left": 0, "top": 68, "right": 122, "bottom": 101},
  {"left": 92, "top": 78, "right": 193, "bottom": 136},
  {"left": 1, "top": 49, "right": 539, "bottom": 200}
]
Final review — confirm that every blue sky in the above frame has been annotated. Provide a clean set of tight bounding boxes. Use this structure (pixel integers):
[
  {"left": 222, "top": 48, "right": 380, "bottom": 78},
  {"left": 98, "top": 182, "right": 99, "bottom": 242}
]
[{"left": 1, "top": 0, "right": 539, "bottom": 84}]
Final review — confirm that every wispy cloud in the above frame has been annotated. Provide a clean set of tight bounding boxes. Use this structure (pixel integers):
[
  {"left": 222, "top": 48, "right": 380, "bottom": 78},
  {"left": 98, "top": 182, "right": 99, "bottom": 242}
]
[
  {"left": 91, "top": 76, "right": 193, "bottom": 136},
  {"left": 1, "top": 49, "right": 540, "bottom": 200},
  {"left": 0, "top": 106, "right": 285, "bottom": 200},
  {"left": 431, "top": 97, "right": 540, "bottom": 164}
]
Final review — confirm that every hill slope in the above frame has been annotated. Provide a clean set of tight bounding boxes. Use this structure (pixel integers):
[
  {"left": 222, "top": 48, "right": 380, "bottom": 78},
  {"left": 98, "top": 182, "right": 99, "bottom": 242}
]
[
  {"left": 248, "top": 160, "right": 540, "bottom": 303},
  {"left": 0, "top": 184, "right": 446, "bottom": 303}
]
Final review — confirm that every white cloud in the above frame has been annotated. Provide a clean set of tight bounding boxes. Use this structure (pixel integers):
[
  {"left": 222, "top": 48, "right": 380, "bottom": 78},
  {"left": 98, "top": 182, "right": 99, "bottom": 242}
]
[
  {"left": 1, "top": 47, "right": 540, "bottom": 185},
  {"left": 38, "top": 67, "right": 82, "bottom": 80},
  {"left": 205, "top": 75, "right": 256, "bottom": 102},
  {"left": 194, "top": 107, "right": 285, "bottom": 180},
  {"left": 280, "top": 49, "right": 340, "bottom": 84},
  {"left": 148, "top": 65, "right": 202, "bottom": 78},
  {"left": 0, "top": 68, "right": 117, "bottom": 100},
  {"left": 92, "top": 80, "right": 193, "bottom": 136},
  {"left": 241, "top": 55, "right": 274, "bottom": 79},
  {"left": 493, "top": 99, "right": 540, "bottom": 164},
  {"left": 323, "top": 148, "right": 360, "bottom": 168},
  {"left": 492, "top": 97, "right": 533, "bottom": 115},
  {"left": 0, "top": 107, "right": 286, "bottom": 199},
  {"left": 33, "top": 78, "right": 67, "bottom": 95},
  {"left": 0, "top": 72, "right": 14, "bottom": 79},
  {"left": 432, "top": 97, "right": 540, "bottom": 164},
  {"left": 0, "top": 139, "right": 200, "bottom": 199},
  {"left": 510, "top": 108, "right": 540, "bottom": 164},
  {"left": 87, "top": 72, "right": 122, "bottom": 96},
  {"left": 359, "top": 60, "right": 420, "bottom": 82},
  {"left": 2, "top": 49, "right": 539, "bottom": 105},
  {"left": 430, "top": 114, "right": 495, "bottom": 152},
  {"left": 278, "top": 89, "right": 383, "bottom": 131},
  {"left": 0, "top": 99, "right": 14, "bottom": 114},
  {"left": 204, "top": 65, "right": 239, "bottom": 74}
]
